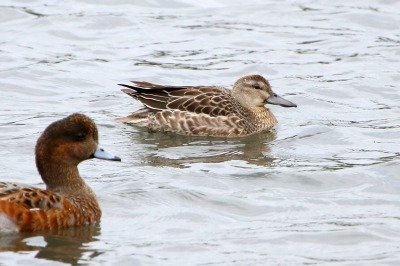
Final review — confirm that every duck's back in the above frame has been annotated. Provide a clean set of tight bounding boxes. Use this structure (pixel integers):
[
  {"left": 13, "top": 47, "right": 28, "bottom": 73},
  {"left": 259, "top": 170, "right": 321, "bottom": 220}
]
[{"left": 119, "top": 82, "right": 248, "bottom": 137}]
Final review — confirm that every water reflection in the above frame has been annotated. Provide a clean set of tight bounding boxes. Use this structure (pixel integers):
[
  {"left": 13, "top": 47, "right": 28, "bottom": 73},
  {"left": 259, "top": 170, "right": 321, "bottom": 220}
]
[
  {"left": 0, "top": 226, "right": 101, "bottom": 264},
  {"left": 128, "top": 129, "right": 277, "bottom": 168}
]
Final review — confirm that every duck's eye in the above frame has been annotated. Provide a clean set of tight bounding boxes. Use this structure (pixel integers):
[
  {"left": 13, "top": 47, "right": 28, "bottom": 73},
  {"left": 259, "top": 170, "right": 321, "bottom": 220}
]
[
  {"left": 74, "top": 132, "right": 86, "bottom": 141},
  {"left": 253, "top": 84, "right": 262, "bottom": 90}
]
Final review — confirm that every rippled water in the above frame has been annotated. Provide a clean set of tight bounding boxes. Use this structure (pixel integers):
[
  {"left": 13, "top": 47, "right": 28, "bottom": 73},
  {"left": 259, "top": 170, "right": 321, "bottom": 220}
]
[{"left": 1, "top": 0, "right": 400, "bottom": 264}]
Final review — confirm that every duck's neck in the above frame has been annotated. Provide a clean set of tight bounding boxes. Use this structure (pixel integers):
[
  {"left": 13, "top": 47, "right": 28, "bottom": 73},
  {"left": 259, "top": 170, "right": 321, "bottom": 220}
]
[
  {"left": 37, "top": 162, "right": 93, "bottom": 196},
  {"left": 39, "top": 163, "right": 85, "bottom": 192},
  {"left": 37, "top": 161, "right": 100, "bottom": 213},
  {"left": 247, "top": 106, "right": 278, "bottom": 131}
]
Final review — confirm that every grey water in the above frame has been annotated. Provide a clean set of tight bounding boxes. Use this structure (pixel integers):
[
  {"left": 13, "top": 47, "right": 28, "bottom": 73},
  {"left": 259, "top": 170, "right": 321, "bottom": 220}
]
[{"left": 0, "top": 0, "right": 400, "bottom": 265}]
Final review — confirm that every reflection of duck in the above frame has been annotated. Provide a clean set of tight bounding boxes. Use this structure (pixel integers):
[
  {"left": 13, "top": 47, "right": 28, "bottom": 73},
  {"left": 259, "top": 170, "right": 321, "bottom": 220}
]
[
  {"left": 119, "top": 74, "right": 296, "bottom": 137},
  {"left": 0, "top": 114, "right": 120, "bottom": 233},
  {"left": 0, "top": 226, "right": 100, "bottom": 265},
  {"left": 128, "top": 130, "right": 277, "bottom": 168}
]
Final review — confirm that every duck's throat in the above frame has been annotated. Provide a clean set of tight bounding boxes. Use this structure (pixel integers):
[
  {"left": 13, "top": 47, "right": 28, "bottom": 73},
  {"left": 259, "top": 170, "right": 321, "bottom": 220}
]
[
  {"left": 249, "top": 107, "right": 277, "bottom": 131},
  {"left": 38, "top": 163, "right": 84, "bottom": 191},
  {"left": 37, "top": 162, "right": 101, "bottom": 218}
]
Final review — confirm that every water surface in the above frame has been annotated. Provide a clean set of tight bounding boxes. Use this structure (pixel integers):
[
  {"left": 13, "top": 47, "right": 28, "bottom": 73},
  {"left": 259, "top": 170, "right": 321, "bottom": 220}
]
[{"left": 0, "top": 0, "right": 400, "bottom": 264}]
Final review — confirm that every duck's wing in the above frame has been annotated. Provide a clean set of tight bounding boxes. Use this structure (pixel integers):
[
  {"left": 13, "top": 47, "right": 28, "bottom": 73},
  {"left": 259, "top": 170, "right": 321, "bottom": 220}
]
[
  {"left": 0, "top": 182, "right": 62, "bottom": 210},
  {"left": 119, "top": 81, "right": 237, "bottom": 117},
  {"left": 0, "top": 182, "right": 96, "bottom": 232}
]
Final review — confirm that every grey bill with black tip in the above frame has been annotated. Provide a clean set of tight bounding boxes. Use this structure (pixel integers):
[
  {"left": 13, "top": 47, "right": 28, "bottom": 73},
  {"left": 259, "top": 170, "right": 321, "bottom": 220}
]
[
  {"left": 266, "top": 94, "right": 297, "bottom": 108},
  {"left": 93, "top": 146, "right": 121, "bottom": 161}
]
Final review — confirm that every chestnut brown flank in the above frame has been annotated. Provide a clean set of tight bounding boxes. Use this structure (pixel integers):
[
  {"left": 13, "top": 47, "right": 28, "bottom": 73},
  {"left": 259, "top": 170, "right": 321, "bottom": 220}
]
[{"left": 0, "top": 113, "right": 119, "bottom": 233}]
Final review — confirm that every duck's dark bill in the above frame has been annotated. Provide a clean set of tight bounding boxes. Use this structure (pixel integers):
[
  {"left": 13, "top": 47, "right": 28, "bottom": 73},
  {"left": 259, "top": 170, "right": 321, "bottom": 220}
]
[
  {"left": 266, "top": 94, "right": 297, "bottom": 108},
  {"left": 93, "top": 147, "right": 121, "bottom": 161}
]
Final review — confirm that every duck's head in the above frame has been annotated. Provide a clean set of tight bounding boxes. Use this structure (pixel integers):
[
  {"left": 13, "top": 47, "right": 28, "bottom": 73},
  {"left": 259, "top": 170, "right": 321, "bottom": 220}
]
[
  {"left": 35, "top": 113, "right": 120, "bottom": 180},
  {"left": 232, "top": 74, "right": 297, "bottom": 109}
]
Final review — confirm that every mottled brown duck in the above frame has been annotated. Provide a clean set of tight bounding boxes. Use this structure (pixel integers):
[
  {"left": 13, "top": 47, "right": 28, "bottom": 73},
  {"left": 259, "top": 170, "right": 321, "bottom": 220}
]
[{"left": 118, "top": 74, "right": 297, "bottom": 137}]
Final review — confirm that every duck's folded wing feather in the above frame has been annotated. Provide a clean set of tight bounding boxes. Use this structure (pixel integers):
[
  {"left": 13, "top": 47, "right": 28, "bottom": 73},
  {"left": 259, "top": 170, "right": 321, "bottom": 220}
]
[
  {"left": 119, "top": 81, "right": 236, "bottom": 117},
  {"left": 0, "top": 183, "right": 96, "bottom": 232},
  {"left": 0, "top": 182, "right": 63, "bottom": 210},
  {"left": 0, "top": 197, "right": 82, "bottom": 232}
]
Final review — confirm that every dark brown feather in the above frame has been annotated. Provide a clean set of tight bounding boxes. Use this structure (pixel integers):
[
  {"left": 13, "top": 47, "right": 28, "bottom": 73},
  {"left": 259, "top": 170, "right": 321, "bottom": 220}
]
[{"left": 119, "top": 81, "right": 236, "bottom": 117}]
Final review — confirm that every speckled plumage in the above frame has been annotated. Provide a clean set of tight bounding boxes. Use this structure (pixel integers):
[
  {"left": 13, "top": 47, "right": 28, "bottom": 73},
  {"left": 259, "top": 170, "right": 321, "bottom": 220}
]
[
  {"left": 0, "top": 114, "right": 120, "bottom": 233},
  {"left": 119, "top": 74, "right": 297, "bottom": 137}
]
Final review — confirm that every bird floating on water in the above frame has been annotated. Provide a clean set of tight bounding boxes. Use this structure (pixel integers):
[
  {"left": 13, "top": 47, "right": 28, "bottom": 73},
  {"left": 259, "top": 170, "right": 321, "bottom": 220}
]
[
  {"left": 118, "top": 74, "right": 297, "bottom": 137},
  {"left": 0, "top": 113, "right": 120, "bottom": 233}
]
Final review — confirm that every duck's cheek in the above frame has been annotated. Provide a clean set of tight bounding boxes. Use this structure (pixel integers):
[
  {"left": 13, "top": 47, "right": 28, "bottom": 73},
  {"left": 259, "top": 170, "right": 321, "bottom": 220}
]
[
  {"left": 74, "top": 145, "right": 96, "bottom": 161},
  {"left": 54, "top": 143, "right": 85, "bottom": 163},
  {"left": 52, "top": 143, "right": 72, "bottom": 162},
  {"left": 259, "top": 90, "right": 270, "bottom": 99},
  {"left": 254, "top": 94, "right": 267, "bottom": 106}
]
